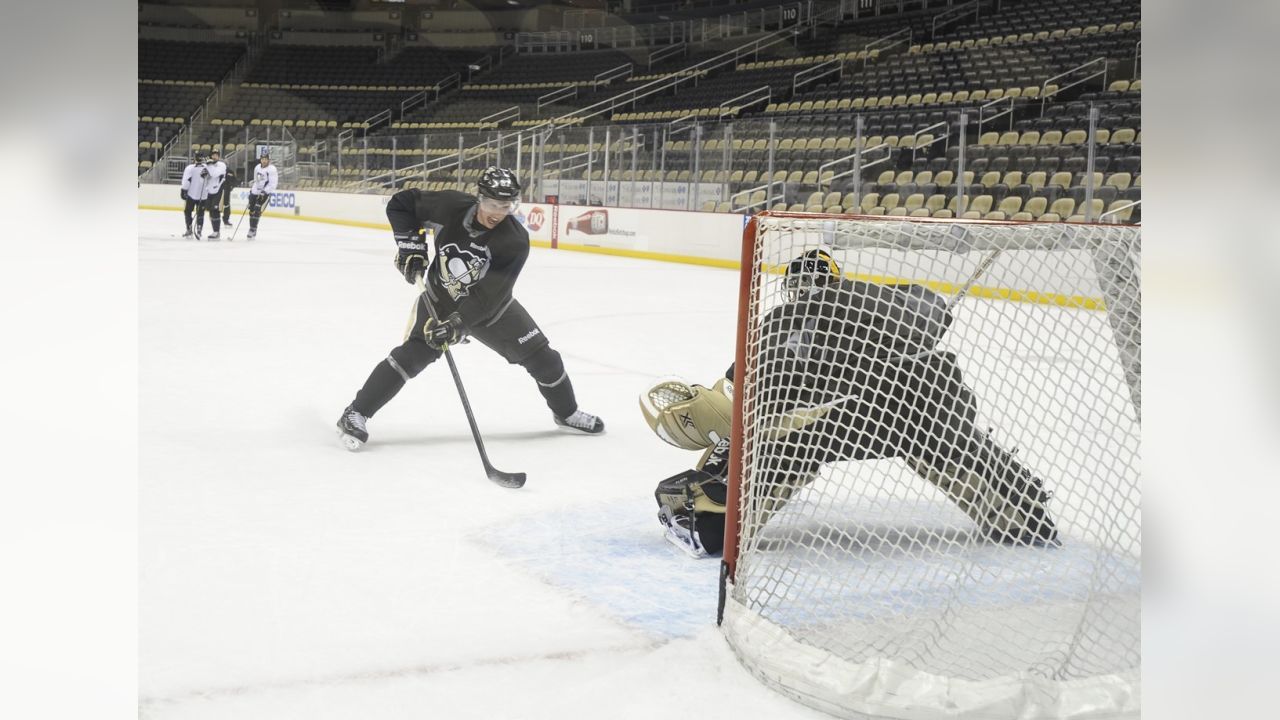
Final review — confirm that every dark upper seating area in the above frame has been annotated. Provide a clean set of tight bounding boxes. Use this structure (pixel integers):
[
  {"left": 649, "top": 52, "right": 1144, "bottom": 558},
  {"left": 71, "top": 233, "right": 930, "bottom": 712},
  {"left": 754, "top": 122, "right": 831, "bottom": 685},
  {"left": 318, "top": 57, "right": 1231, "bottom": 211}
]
[
  {"left": 245, "top": 45, "right": 486, "bottom": 87},
  {"left": 139, "top": 39, "right": 246, "bottom": 82},
  {"left": 472, "top": 51, "right": 636, "bottom": 86}
]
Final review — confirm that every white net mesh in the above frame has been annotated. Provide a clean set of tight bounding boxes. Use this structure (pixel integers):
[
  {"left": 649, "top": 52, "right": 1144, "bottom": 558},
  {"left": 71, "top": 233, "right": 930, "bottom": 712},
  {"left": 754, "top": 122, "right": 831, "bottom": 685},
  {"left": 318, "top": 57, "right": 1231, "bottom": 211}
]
[{"left": 721, "top": 214, "right": 1140, "bottom": 720}]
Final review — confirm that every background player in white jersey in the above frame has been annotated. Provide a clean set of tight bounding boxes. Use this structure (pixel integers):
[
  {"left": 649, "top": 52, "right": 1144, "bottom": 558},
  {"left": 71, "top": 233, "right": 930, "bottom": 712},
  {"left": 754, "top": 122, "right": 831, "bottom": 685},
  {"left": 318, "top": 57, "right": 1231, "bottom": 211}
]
[
  {"left": 179, "top": 152, "right": 222, "bottom": 240},
  {"left": 201, "top": 149, "right": 228, "bottom": 240},
  {"left": 245, "top": 153, "right": 278, "bottom": 240}
]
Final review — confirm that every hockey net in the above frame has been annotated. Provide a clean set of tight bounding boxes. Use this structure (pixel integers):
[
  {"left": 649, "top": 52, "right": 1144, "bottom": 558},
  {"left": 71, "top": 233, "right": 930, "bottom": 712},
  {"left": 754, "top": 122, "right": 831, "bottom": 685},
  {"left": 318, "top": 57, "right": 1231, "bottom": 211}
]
[{"left": 719, "top": 213, "right": 1140, "bottom": 720}]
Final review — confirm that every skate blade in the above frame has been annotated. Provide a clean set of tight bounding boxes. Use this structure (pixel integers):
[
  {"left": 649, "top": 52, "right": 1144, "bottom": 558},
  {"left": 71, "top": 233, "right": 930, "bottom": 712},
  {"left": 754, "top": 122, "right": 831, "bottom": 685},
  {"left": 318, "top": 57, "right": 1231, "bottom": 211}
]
[
  {"left": 554, "top": 420, "right": 605, "bottom": 435},
  {"left": 337, "top": 430, "right": 364, "bottom": 452}
]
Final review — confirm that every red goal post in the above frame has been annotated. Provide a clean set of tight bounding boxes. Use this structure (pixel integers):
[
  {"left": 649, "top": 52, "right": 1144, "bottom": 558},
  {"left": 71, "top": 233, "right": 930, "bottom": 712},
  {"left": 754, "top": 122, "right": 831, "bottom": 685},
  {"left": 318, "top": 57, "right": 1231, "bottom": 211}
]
[{"left": 719, "top": 211, "right": 1141, "bottom": 720}]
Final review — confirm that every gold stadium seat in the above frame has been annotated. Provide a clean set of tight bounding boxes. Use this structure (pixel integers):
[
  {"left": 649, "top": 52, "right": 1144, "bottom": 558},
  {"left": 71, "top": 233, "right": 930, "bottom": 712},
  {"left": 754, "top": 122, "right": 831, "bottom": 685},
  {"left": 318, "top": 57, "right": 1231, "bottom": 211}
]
[
  {"left": 997, "top": 196, "right": 1023, "bottom": 217},
  {"left": 1059, "top": 128, "right": 1090, "bottom": 144},
  {"left": 1023, "top": 196, "right": 1048, "bottom": 219},
  {"left": 1068, "top": 199, "right": 1105, "bottom": 222},
  {"left": 1047, "top": 171, "right": 1073, "bottom": 189}
]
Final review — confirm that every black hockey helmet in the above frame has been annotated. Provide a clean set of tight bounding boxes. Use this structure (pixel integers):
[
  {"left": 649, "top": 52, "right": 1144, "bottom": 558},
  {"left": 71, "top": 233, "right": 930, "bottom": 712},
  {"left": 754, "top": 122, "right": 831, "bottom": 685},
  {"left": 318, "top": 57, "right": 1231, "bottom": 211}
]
[
  {"left": 784, "top": 248, "right": 840, "bottom": 301},
  {"left": 477, "top": 166, "right": 522, "bottom": 201},
  {"left": 193, "top": 151, "right": 207, "bottom": 163}
]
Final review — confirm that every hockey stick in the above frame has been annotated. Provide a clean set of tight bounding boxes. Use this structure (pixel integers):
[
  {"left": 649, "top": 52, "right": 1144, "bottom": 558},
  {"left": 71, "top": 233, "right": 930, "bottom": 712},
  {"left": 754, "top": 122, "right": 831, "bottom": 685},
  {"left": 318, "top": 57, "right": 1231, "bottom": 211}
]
[
  {"left": 947, "top": 248, "right": 1004, "bottom": 310},
  {"left": 415, "top": 275, "right": 526, "bottom": 489},
  {"left": 228, "top": 196, "right": 252, "bottom": 241}
]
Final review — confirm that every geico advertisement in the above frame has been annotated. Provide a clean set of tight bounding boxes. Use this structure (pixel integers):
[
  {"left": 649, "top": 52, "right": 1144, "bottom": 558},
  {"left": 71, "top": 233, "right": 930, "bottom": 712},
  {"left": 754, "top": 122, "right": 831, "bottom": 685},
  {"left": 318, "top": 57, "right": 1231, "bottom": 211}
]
[{"left": 233, "top": 189, "right": 297, "bottom": 208}]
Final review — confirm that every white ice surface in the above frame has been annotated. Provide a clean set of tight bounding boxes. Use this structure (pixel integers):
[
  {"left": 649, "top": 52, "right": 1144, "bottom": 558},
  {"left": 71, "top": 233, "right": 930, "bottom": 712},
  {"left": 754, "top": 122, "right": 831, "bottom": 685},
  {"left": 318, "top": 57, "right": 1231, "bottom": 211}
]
[{"left": 138, "top": 210, "right": 830, "bottom": 720}]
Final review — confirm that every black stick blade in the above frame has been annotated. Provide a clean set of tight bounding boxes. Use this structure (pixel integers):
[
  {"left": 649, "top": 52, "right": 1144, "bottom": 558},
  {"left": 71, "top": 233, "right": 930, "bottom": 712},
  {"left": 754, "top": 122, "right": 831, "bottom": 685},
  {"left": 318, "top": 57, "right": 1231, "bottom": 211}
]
[{"left": 488, "top": 467, "right": 526, "bottom": 489}]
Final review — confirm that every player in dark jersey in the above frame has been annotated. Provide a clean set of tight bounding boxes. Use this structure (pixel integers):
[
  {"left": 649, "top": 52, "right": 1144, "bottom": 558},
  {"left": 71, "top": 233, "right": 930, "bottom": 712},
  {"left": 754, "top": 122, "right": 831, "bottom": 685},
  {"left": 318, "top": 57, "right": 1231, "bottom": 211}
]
[{"left": 336, "top": 166, "right": 605, "bottom": 450}]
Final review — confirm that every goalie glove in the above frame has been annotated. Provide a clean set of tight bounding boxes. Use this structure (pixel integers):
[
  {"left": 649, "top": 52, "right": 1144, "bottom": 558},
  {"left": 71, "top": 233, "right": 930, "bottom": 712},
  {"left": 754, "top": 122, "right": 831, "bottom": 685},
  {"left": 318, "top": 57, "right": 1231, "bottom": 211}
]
[
  {"left": 639, "top": 376, "right": 733, "bottom": 451},
  {"left": 394, "top": 228, "right": 428, "bottom": 284},
  {"left": 423, "top": 312, "right": 464, "bottom": 350}
]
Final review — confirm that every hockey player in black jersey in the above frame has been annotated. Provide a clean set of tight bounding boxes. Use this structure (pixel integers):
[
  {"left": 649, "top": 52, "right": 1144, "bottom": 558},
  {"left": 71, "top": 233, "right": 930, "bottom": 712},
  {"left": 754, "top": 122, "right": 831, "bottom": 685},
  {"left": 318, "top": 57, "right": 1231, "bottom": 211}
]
[
  {"left": 337, "top": 166, "right": 605, "bottom": 450},
  {"left": 641, "top": 249, "right": 1059, "bottom": 557}
]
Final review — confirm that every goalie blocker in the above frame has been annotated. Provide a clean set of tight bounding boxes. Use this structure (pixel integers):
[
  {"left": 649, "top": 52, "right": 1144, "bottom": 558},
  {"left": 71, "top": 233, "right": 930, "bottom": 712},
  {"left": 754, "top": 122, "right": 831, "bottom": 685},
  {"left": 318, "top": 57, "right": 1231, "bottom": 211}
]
[{"left": 641, "top": 250, "right": 1060, "bottom": 558}]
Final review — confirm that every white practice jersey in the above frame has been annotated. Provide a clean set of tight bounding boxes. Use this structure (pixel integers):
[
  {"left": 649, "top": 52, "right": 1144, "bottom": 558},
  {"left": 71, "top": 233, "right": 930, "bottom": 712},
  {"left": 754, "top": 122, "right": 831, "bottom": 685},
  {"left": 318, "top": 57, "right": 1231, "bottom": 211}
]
[
  {"left": 181, "top": 163, "right": 220, "bottom": 201},
  {"left": 205, "top": 160, "right": 228, "bottom": 195},
  {"left": 251, "top": 164, "right": 279, "bottom": 195}
]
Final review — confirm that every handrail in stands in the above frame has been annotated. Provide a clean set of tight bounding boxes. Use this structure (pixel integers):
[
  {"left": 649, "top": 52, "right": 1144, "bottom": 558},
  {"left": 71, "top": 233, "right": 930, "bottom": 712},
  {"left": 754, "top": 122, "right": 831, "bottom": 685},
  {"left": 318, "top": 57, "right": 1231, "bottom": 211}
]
[
  {"left": 1039, "top": 57, "right": 1108, "bottom": 114},
  {"left": 363, "top": 109, "right": 392, "bottom": 135},
  {"left": 909, "top": 120, "right": 951, "bottom": 164},
  {"left": 817, "top": 142, "right": 892, "bottom": 192},
  {"left": 792, "top": 58, "right": 842, "bottom": 96},
  {"left": 537, "top": 85, "right": 579, "bottom": 116},
  {"left": 594, "top": 63, "right": 634, "bottom": 86},
  {"left": 480, "top": 105, "right": 521, "bottom": 126},
  {"left": 977, "top": 94, "right": 1016, "bottom": 135},
  {"left": 648, "top": 43, "right": 688, "bottom": 71},
  {"left": 719, "top": 86, "right": 771, "bottom": 120},
  {"left": 728, "top": 180, "right": 785, "bottom": 213},
  {"left": 1099, "top": 199, "right": 1140, "bottom": 224},
  {"left": 861, "top": 26, "right": 911, "bottom": 68},
  {"left": 931, "top": 0, "right": 981, "bottom": 40}
]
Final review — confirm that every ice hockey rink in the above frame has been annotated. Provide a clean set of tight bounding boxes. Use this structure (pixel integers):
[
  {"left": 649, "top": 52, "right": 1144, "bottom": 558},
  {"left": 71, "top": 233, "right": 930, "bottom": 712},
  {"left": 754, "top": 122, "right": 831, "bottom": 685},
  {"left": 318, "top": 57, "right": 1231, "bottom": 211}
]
[{"left": 137, "top": 208, "right": 834, "bottom": 720}]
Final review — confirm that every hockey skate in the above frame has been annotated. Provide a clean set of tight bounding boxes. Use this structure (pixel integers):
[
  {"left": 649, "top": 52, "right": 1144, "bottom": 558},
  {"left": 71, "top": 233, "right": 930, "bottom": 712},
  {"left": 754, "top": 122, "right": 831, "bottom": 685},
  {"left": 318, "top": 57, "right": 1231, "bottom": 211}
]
[
  {"left": 979, "top": 437, "right": 1060, "bottom": 547},
  {"left": 182, "top": 229, "right": 194, "bottom": 239},
  {"left": 658, "top": 506, "right": 709, "bottom": 558},
  {"left": 246, "top": 229, "right": 257, "bottom": 240},
  {"left": 336, "top": 404, "right": 370, "bottom": 451},
  {"left": 207, "top": 231, "right": 221, "bottom": 241},
  {"left": 554, "top": 409, "right": 605, "bottom": 434}
]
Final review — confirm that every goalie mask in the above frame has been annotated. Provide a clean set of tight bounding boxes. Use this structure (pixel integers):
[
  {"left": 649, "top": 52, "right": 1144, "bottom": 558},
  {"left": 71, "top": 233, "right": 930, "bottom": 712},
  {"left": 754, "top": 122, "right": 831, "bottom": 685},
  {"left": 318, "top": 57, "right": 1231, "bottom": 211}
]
[{"left": 784, "top": 248, "right": 840, "bottom": 302}]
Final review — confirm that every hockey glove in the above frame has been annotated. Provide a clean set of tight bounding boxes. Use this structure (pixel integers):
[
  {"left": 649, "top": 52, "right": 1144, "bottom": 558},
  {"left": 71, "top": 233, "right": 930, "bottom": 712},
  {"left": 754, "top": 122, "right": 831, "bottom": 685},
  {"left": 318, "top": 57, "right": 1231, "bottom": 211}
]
[
  {"left": 200, "top": 168, "right": 210, "bottom": 178},
  {"left": 423, "top": 312, "right": 464, "bottom": 350},
  {"left": 394, "top": 229, "right": 428, "bottom": 284},
  {"left": 180, "top": 190, "right": 189, "bottom": 201}
]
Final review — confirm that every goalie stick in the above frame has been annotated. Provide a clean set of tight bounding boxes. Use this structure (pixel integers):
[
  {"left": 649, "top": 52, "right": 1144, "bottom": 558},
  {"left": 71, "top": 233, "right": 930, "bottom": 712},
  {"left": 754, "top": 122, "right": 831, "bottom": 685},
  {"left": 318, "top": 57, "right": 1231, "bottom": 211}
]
[{"left": 415, "top": 275, "right": 526, "bottom": 489}]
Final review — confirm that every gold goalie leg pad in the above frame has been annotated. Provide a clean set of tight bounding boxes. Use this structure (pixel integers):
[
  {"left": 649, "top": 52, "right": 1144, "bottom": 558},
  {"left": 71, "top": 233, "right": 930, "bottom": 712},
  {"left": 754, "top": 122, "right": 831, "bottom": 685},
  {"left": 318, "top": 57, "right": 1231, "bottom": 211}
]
[{"left": 908, "top": 454, "right": 1060, "bottom": 547}]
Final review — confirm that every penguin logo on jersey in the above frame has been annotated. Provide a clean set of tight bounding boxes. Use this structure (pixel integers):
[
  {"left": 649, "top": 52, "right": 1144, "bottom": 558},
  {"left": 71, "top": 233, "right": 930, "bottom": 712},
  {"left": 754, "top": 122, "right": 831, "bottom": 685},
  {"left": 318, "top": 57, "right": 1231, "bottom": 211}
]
[{"left": 437, "top": 241, "right": 491, "bottom": 300}]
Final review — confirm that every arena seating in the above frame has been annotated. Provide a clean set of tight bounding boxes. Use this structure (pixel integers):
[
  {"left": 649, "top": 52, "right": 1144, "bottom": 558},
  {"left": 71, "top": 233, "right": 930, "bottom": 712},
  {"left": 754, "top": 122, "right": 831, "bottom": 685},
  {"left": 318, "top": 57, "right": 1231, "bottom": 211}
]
[
  {"left": 139, "top": 39, "right": 246, "bottom": 82},
  {"left": 139, "top": 0, "right": 1140, "bottom": 223}
]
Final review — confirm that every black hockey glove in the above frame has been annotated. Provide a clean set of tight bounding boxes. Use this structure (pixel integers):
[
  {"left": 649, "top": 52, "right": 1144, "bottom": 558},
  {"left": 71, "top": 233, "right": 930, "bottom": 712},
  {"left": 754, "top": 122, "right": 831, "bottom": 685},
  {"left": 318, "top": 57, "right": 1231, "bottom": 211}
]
[
  {"left": 180, "top": 189, "right": 189, "bottom": 201},
  {"left": 424, "top": 312, "right": 464, "bottom": 350},
  {"left": 200, "top": 168, "right": 210, "bottom": 178},
  {"left": 394, "top": 229, "right": 428, "bottom": 284}
]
